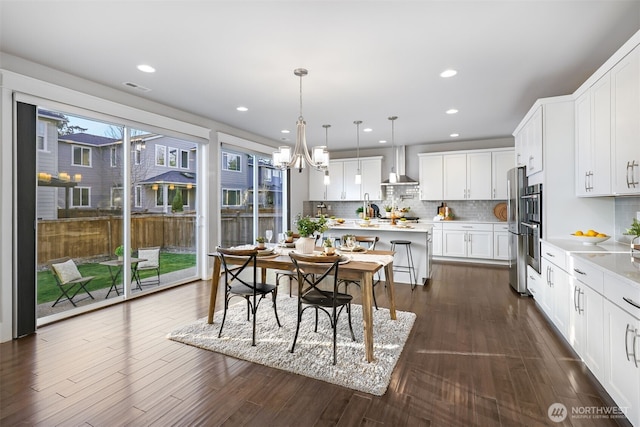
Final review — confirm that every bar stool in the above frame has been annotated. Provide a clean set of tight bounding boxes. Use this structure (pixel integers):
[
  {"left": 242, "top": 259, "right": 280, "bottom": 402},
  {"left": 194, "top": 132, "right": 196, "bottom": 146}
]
[{"left": 390, "top": 240, "right": 417, "bottom": 290}]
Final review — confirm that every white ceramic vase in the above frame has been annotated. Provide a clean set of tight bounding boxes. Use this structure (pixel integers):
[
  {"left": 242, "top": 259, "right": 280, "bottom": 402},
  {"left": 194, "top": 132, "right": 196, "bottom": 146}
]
[{"left": 295, "top": 236, "right": 316, "bottom": 254}]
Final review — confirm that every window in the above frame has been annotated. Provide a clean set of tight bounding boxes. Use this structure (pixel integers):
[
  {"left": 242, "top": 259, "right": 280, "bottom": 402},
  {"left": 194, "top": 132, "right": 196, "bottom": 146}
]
[
  {"left": 37, "top": 121, "right": 47, "bottom": 151},
  {"left": 111, "top": 187, "right": 123, "bottom": 207},
  {"left": 222, "top": 188, "right": 242, "bottom": 206},
  {"left": 110, "top": 146, "right": 118, "bottom": 167},
  {"left": 180, "top": 150, "right": 189, "bottom": 169},
  {"left": 263, "top": 168, "right": 273, "bottom": 182},
  {"left": 222, "top": 152, "right": 241, "bottom": 172},
  {"left": 133, "top": 146, "right": 141, "bottom": 165},
  {"left": 134, "top": 185, "right": 142, "bottom": 207},
  {"left": 72, "top": 146, "right": 91, "bottom": 167},
  {"left": 71, "top": 187, "right": 90, "bottom": 207},
  {"left": 155, "top": 187, "right": 188, "bottom": 208},
  {"left": 168, "top": 147, "right": 178, "bottom": 168},
  {"left": 155, "top": 144, "right": 166, "bottom": 166}
]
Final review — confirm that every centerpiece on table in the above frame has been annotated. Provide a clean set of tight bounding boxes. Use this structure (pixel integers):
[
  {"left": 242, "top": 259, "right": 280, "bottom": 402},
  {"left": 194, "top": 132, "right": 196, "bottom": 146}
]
[
  {"left": 255, "top": 236, "right": 266, "bottom": 249},
  {"left": 295, "top": 214, "right": 328, "bottom": 254}
]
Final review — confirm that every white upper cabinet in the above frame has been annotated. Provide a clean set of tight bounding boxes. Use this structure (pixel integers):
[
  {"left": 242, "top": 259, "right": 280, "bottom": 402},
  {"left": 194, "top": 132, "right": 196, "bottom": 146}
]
[
  {"left": 309, "top": 157, "right": 382, "bottom": 201},
  {"left": 513, "top": 106, "right": 543, "bottom": 177},
  {"left": 491, "top": 149, "right": 514, "bottom": 200},
  {"left": 443, "top": 151, "right": 492, "bottom": 200},
  {"left": 418, "top": 154, "right": 443, "bottom": 201},
  {"left": 611, "top": 45, "right": 640, "bottom": 195},
  {"left": 576, "top": 73, "right": 612, "bottom": 196}
]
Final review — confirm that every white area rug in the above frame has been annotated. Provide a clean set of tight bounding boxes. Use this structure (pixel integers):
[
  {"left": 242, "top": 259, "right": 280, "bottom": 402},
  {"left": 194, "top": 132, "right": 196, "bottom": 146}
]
[{"left": 167, "top": 296, "right": 416, "bottom": 396}]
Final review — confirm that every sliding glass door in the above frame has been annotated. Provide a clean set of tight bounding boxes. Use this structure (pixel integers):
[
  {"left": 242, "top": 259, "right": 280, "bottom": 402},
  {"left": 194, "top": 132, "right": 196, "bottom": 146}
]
[{"left": 33, "top": 107, "right": 200, "bottom": 322}]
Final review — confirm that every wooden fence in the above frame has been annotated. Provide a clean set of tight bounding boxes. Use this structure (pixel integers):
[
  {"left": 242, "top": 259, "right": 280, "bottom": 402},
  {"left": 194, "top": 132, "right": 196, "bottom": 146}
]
[{"left": 37, "top": 214, "right": 196, "bottom": 265}]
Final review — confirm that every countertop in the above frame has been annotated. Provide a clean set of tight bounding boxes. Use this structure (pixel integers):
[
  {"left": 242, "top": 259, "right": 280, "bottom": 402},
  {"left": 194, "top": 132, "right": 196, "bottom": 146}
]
[
  {"left": 328, "top": 221, "right": 432, "bottom": 233},
  {"left": 543, "top": 238, "right": 640, "bottom": 289}
]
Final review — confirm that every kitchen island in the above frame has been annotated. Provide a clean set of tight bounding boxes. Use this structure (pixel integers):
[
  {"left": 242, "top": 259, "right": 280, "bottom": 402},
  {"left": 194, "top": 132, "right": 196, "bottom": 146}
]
[{"left": 324, "top": 221, "right": 433, "bottom": 285}]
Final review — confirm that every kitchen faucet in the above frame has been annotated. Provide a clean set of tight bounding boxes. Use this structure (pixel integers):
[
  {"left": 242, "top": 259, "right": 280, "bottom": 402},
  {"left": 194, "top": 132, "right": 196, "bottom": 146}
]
[{"left": 363, "top": 193, "right": 370, "bottom": 218}]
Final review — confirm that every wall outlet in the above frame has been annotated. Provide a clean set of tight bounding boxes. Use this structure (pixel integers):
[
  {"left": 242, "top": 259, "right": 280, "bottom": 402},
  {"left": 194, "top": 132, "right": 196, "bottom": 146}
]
[{"left": 327, "top": 205, "right": 332, "bottom": 211}]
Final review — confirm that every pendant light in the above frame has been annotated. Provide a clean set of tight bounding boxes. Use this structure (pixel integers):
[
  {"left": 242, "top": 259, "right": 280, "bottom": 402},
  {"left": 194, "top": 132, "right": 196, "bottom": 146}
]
[
  {"left": 354, "top": 120, "right": 362, "bottom": 184},
  {"left": 322, "top": 124, "right": 331, "bottom": 185},
  {"left": 388, "top": 116, "right": 398, "bottom": 184},
  {"left": 272, "top": 68, "right": 330, "bottom": 172}
]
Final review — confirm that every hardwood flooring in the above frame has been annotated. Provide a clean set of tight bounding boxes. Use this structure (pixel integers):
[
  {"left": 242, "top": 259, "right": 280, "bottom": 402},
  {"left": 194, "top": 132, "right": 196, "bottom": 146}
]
[{"left": 0, "top": 262, "right": 631, "bottom": 426}]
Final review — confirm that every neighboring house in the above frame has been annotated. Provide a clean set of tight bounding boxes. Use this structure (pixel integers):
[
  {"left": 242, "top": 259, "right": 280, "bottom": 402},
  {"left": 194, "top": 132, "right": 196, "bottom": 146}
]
[
  {"left": 36, "top": 109, "right": 198, "bottom": 217},
  {"left": 219, "top": 148, "right": 283, "bottom": 210}
]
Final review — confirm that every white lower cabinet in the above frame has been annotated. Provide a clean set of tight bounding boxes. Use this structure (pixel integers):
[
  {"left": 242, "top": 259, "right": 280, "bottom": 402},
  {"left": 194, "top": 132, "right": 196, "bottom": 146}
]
[
  {"left": 570, "top": 278, "right": 605, "bottom": 383},
  {"left": 442, "top": 223, "right": 493, "bottom": 259},
  {"left": 493, "top": 224, "right": 509, "bottom": 260},
  {"left": 603, "top": 272, "right": 640, "bottom": 427},
  {"left": 526, "top": 265, "right": 543, "bottom": 301},
  {"left": 431, "top": 223, "right": 442, "bottom": 256}
]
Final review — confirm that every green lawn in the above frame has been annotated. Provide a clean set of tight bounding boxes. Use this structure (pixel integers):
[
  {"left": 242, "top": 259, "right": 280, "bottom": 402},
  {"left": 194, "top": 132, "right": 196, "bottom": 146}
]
[{"left": 38, "top": 252, "right": 196, "bottom": 304}]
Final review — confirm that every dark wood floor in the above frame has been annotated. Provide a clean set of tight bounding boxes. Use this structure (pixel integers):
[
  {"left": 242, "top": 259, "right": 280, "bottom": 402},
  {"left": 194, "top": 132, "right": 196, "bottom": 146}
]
[{"left": 0, "top": 262, "right": 631, "bottom": 426}]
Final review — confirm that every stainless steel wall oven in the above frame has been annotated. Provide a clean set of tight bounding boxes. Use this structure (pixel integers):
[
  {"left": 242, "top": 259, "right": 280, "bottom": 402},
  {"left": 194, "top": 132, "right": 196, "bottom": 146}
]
[{"left": 521, "top": 184, "right": 542, "bottom": 273}]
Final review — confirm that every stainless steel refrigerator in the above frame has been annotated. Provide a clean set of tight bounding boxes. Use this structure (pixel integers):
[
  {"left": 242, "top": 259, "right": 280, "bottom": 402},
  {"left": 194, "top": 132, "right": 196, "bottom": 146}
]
[{"left": 507, "top": 166, "right": 528, "bottom": 294}]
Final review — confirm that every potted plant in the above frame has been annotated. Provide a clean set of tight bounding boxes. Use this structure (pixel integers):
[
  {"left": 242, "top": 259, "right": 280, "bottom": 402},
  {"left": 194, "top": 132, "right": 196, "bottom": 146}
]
[
  {"left": 626, "top": 218, "right": 640, "bottom": 248},
  {"left": 323, "top": 238, "right": 335, "bottom": 255},
  {"left": 255, "top": 236, "right": 266, "bottom": 249},
  {"left": 114, "top": 245, "right": 125, "bottom": 260},
  {"left": 383, "top": 205, "right": 393, "bottom": 218},
  {"left": 295, "top": 214, "right": 328, "bottom": 254},
  {"left": 355, "top": 206, "right": 364, "bottom": 218},
  {"left": 285, "top": 230, "right": 294, "bottom": 243}
]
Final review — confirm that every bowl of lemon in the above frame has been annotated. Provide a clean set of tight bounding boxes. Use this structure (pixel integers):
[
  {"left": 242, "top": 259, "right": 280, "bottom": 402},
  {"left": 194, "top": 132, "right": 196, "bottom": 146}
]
[{"left": 571, "top": 229, "right": 610, "bottom": 245}]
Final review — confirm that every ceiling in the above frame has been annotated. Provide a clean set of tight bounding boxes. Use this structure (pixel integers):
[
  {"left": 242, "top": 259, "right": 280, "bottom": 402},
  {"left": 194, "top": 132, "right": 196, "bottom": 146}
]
[{"left": 1, "top": 1, "right": 639, "bottom": 151}]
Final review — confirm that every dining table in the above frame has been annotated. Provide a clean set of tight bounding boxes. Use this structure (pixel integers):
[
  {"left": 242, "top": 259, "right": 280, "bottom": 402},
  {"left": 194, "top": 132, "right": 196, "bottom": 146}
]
[{"left": 207, "top": 246, "right": 397, "bottom": 363}]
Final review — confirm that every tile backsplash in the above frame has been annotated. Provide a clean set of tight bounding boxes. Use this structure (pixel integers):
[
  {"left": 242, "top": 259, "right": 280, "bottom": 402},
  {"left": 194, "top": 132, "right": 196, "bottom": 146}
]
[{"left": 614, "top": 196, "right": 640, "bottom": 243}]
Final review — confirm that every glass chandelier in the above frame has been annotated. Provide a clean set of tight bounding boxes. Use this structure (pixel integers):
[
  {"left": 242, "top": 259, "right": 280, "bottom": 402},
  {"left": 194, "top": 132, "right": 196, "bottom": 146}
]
[
  {"left": 272, "top": 68, "right": 330, "bottom": 172},
  {"left": 322, "top": 124, "right": 331, "bottom": 185}
]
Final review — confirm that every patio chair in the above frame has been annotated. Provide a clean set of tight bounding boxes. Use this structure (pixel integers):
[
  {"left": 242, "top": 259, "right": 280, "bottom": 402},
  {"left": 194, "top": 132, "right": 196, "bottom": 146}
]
[
  {"left": 136, "top": 247, "right": 161, "bottom": 287},
  {"left": 48, "top": 257, "right": 95, "bottom": 307}
]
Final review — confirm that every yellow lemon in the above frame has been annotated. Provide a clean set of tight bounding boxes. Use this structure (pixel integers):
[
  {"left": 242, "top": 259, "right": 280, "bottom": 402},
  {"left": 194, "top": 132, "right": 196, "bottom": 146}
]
[
  {"left": 574, "top": 230, "right": 584, "bottom": 236},
  {"left": 596, "top": 233, "right": 607, "bottom": 237},
  {"left": 586, "top": 230, "right": 598, "bottom": 237}
]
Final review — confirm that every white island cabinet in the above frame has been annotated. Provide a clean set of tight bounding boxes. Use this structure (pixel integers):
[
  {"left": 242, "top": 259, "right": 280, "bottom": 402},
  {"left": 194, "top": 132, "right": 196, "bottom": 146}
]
[{"left": 324, "top": 222, "right": 432, "bottom": 285}]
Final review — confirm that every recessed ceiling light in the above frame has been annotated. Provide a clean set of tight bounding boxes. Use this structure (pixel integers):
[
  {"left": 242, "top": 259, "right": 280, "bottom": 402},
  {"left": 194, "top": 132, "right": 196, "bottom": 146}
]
[
  {"left": 137, "top": 64, "right": 156, "bottom": 73},
  {"left": 450, "top": 133, "right": 459, "bottom": 137},
  {"left": 281, "top": 129, "right": 290, "bottom": 134},
  {"left": 446, "top": 109, "right": 458, "bottom": 115},
  {"left": 379, "top": 140, "right": 387, "bottom": 144},
  {"left": 236, "top": 106, "right": 248, "bottom": 112},
  {"left": 363, "top": 128, "right": 373, "bottom": 132},
  {"left": 440, "top": 69, "right": 457, "bottom": 78}
]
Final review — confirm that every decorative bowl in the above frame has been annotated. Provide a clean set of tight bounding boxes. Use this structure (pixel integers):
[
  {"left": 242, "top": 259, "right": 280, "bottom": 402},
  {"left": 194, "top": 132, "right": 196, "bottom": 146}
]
[{"left": 569, "top": 235, "right": 611, "bottom": 245}]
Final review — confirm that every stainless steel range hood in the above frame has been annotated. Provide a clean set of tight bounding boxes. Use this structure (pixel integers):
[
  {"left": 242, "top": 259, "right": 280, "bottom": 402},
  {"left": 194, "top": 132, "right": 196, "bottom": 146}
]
[{"left": 381, "top": 145, "right": 419, "bottom": 186}]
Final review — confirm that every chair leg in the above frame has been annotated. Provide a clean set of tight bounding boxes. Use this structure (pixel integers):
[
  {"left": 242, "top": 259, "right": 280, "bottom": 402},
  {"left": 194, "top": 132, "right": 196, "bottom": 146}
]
[
  {"left": 290, "top": 300, "right": 303, "bottom": 353},
  {"left": 218, "top": 296, "right": 230, "bottom": 338},
  {"left": 372, "top": 284, "right": 379, "bottom": 310},
  {"left": 271, "top": 289, "right": 281, "bottom": 327},
  {"left": 332, "top": 306, "right": 337, "bottom": 365},
  {"left": 251, "top": 293, "right": 257, "bottom": 346},
  {"left": 52, "top": 286, "right": 76, "bottom": 307}
]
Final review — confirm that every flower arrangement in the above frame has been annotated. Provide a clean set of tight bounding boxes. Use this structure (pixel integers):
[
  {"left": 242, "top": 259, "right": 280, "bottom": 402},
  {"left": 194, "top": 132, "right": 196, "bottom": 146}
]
[
  {"left": 285, "top": 230, "right": 294, "bottom": 243},
  {"left": 323, "top": 238, "right": 333, "bottom": 247},
  {"left": 626, "top": 218, "right": 640, "bottom": 237},
  {"left": 295, "top": 214, "right": 328, "bottom": 237}
]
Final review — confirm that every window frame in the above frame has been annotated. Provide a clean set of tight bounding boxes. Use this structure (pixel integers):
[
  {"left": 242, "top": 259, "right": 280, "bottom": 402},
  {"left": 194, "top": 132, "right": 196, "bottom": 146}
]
[
  {"left": 222, "top": 188, "right": 243, "bottom": 207},
  {"left": 155, "top": 144, "right": 166, "bottom": 166},
  {"left": 110, "top": 146, "right": 118, "bottom": 167},
  {"left": 37, "top": 120, "right": 48, "bottom": 151},
  {"left": 168, "top": 147, "right": 178, "bottom": 168},
  {"left": 180, "top": 149, "right": 189, "bottom": 169},
  {"left": 134, "top": 185, "right": 142, "bottom": 207},
  {"left": 72, "top": 145, "right": 92, "bottom": 167},
  {"left": 222, "top": 152, "right": 241, "bottom": 172},
  {"left": 71, "top": 186, "right": 90, "bottom": 207}
]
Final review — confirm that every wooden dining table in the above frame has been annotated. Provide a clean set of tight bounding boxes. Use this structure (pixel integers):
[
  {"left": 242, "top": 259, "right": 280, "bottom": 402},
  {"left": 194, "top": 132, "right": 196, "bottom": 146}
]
[{"left": 207, "top": 247, "right": 397, "bottom": 363}]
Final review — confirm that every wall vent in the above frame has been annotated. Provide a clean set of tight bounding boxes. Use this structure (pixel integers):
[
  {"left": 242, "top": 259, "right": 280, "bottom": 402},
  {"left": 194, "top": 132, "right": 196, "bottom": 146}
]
[{"left": 122, "top": 82, "right": 151, "bottom": 92}]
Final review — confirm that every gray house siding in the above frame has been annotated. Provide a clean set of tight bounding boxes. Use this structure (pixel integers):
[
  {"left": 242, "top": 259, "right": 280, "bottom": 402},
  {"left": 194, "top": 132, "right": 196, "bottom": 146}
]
[{"left": 36, "top": 119, "right": 59, "bottom": 219}]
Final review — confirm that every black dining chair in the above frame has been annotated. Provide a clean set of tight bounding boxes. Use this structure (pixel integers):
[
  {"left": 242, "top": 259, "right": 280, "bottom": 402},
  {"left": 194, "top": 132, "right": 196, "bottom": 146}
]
[
  {"left": 339, "top": 235, "right": 382, "bottom": 309},
  {"left": 217, "top": 247, "right": 281, "bottom": 346},
  {"left": 289, "top": 252, "right": 356, "bottom": 365}
]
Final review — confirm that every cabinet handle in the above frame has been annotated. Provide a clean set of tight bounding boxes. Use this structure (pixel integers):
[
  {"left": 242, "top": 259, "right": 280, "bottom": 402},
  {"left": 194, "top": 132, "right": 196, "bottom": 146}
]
[
  {"left": 584, "top": 171, "right": 589, "bottom": 192},
  {"left": 626, "top": 161, "right": 632, "bottom": 189},
  {"left": 493, "top": 188, "right": 496, "bottom": 199},
  {"left": 529, "top": 287, "right": 536, "bottom": 294},
  {"left": 573, "top": 286, "right": 579, "bottom": 312},
  {"left": 632, "top": 160, "right": 639, "bottom": 188},
  {"left": 623, "top": 297, "right": 640, "bottom": 310},
  {"left": 573, "top": 268, "right": 586, "bottom": 276},
  {"left": 545, "top": 252, "right": 555, "bottom": 257},
  {"left": 467, "top": 188, "right": 470, "bottom": 199},
  {"left": 634, "top": 333, "right": 639, "bottom": 367},
  {"left": 626, "top": 324, "right": 634, "bottom": 362},
  {"left": 529, "top": 156, "right": 534, "bottom": 170},
  {"left": 578, "top": 289, "right": 584, "bottom": 314},
  {"left": 589, "top": 171, "right": 594, "bottom": 191}
]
